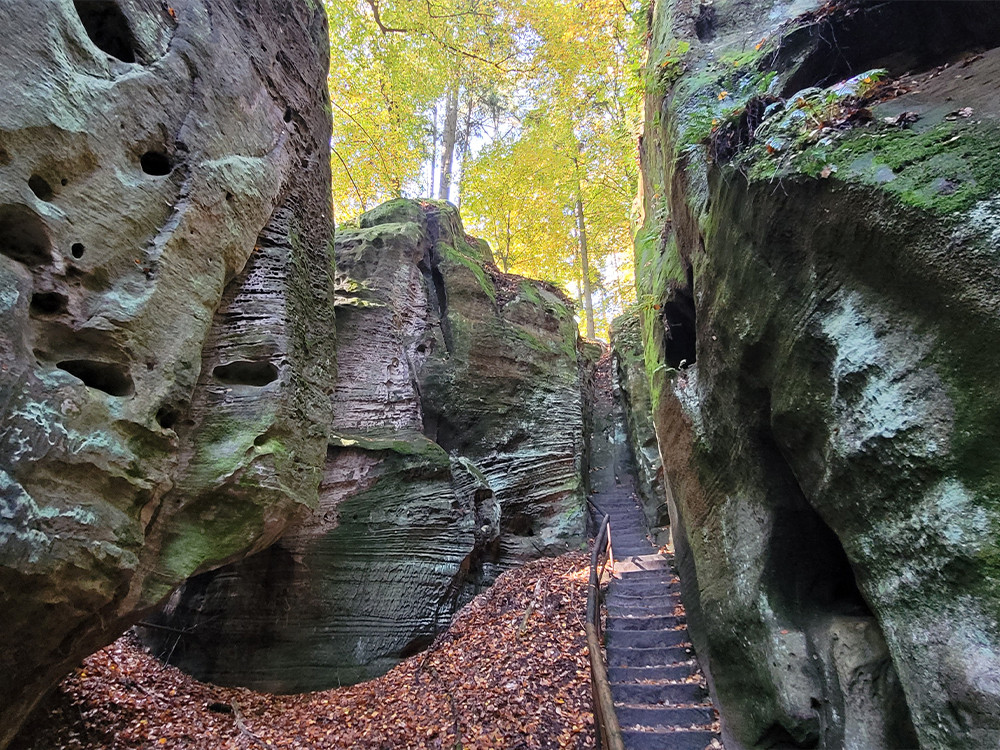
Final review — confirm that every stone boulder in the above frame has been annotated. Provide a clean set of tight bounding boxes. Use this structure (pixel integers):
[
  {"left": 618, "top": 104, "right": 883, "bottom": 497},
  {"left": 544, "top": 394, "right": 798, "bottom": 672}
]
[
  {"left": 140, "top": 199, "right": 588, "bottom": 691},
  {"left": 0, "top": 1, "right": 334, "bottom": 745},
  {"left": 636, "top": 1, "right": 1000, "bottom": 748}
]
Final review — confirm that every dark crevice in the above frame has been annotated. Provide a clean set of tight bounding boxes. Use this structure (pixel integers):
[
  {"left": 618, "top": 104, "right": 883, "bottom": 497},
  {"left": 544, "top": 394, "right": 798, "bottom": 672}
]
[
  {"left": 30, "top": 292, "right": 67, "bottom": 316},
  {"left": 661, "top": 265, "right": 697, "bottom": 368},
  {"left": 140, "top": 151, "right": 173, "bottom": 176},
  {"left": 757, "top": 721, "right": 819, "bottom": 749},
  {"left": 760, "top": 427, "right": 872, "bottom": 621},
  {"left": 503, "top": 510, "right": 535, "bottom": 537},
  {"left": 73, "top": 0, "right": 138, "bottom": 63},
  {"left": 57, "top": 359, "right": 134, "bottom": 396},
  {"left": 397, "top": 634, "right": 435, "bottom": 659},
  {"left": 212, "top": 360, "right": 279, "bottom": 387},
  {"left": 155, "top": 405, "right": 181, "bottom": 430},
  {"left": 419, "top": 206, "right": 454, "bottom": 354},
  {"left": 0, "top": 205, "right": 51, "bottom": 266},
  {"left": 694, "top": 2, "right": 716, "bottom": 42},
  {"left": 28, "top": 175, "right": 54, "bottom": 202},
  {"left": 780, "top": 1, "right": 1000, "bottom": 95}
]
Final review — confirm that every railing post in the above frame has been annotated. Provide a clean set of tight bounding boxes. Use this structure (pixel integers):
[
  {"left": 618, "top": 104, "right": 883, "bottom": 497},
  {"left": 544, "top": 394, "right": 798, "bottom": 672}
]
[{"left": 587, "top": 514, "right": 624, "bottom": 750}]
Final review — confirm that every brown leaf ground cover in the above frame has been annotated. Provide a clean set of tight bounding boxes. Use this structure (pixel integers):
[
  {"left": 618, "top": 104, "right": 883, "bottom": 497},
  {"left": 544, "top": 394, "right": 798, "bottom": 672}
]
[{"left": 13, "top": 552, "right": 595, "bottom": 750}]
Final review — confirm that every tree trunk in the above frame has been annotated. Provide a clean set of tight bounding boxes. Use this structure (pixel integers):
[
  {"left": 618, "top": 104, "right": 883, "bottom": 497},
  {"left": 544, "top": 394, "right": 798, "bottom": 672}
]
[
  {"left": 455, "top": 96, "right": 475, "bottom": 211},
  {"left": 573, "top": 157, "right": 596, "bottom": 338},
  {"left": 428, "top": 104, "right": 437, "bottom": 197},
  {"left": 437, "top": 83, "right": 459, "bottom": 201}
]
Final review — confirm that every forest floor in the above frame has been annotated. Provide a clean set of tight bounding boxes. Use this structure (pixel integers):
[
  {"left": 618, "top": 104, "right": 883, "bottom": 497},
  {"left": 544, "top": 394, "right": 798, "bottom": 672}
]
[{"left": 13, "top": 552, "right": 595, "bottom": 750}]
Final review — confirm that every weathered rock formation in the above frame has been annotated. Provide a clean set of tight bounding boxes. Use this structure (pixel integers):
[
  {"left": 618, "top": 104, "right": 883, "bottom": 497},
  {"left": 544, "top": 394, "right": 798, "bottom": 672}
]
[
  {"left": 0, "top": 1, "right": 334, "bottom": 745},
  {"left": 140, "top": 199, "right": 589, "bottom": 691},
  {"left": 611, "top": 312, "right": 666, "bottom": 537},
  {"left": 633, "top": 1, "right": 1000, "bottom": 748}
]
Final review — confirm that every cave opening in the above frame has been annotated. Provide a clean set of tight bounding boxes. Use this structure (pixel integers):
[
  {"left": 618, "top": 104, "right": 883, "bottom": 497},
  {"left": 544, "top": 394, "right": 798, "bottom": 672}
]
[
  {"left": 73, "top": 0, "right": 138, "bottom": 63},
  {"left": 30, "top": 291, "right": 67, "bottom": 316},
  {"left": 140, "top": 151, "right": 173, "bottom": 176},
  {"left": 661, "top": 264, "right": 696, "bottom": 369},
  {"left": 781, "top": 1, "right": 1000, "bottom": 95},
  {"left": 212, "top": 360, "right": 279, "bottom": 387},
  {"left": 57, "top": 359, "right": 134, "bottom": 397},
  {"left": 0, "top": 204, "right": 51, "bottom": 266},
  {"left": 503, "top": 510, "right": 535, "bottom": 537},
  {"left": 760, "top": 430, "right": 871, "bottom": 621}
]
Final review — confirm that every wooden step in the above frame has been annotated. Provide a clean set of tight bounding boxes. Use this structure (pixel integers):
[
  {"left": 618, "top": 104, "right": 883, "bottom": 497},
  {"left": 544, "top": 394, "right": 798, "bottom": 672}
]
[
  {"left": 615, "top": 704, "right": 715, "bottom": 729},
  {"left": 608, "top": 663, "right": 698, "bottom": 683},
  {"left": 606, "top": 628, "right": 689, "bottom": 649},
  {"left": 610, "top": 681, "right": 708, "bottom": 706},
  {"left": 607, "top": 645, "right": 694, "bottom": 668},
  {"left": 620, "top": 728, "right": 721, "bottom": 750}
]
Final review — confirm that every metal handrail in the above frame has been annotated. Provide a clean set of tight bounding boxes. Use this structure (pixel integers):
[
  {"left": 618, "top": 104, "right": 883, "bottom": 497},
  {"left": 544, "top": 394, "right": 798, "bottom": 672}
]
[{"left": 587, "top": 514, "right": 625, "bottom": 750}]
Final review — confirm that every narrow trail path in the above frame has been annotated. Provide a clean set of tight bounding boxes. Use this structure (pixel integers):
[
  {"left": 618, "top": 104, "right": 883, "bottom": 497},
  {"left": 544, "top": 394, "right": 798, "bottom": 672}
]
[{"left": 588, "top": 355, "right": 721, "bottom": 750}]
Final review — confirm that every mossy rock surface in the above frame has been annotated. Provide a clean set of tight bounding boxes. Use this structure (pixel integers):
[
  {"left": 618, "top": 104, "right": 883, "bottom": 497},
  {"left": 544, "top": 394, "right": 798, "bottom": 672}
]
[
  {"left": 143, "top": 199, "right": 588, "bottom": 691},
  {"left": 636, "top": 2, "right": 1000, "bottom": 748},
  {"left": 0, "top": 1, "right": 336, "bottom": 745}
]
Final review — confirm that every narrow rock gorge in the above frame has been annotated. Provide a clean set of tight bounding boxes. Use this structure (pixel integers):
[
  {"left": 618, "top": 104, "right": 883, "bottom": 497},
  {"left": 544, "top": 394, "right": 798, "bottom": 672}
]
[
  {"left": 140, "top": 199, "right": 589, "bottom": 690},
  {"left": 629, "top": 1, "right": 1000, "bottom": 748}
]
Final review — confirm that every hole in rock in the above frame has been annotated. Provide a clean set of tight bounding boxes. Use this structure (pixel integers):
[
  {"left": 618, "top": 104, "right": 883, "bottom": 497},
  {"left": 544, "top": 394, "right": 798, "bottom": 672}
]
[
  {"left": 0, "top": 204, "right": 51, "bottom": 266},
  {"left": 156, "top": 405, "right": 180, "bottom": 429},
  {"left": 58, "top": 359, "right": 134, "bottom": 396},
  {"left": 73, "top": 0, "right": 138, "bottom": 63},
  {"left": 213, "top": 360, "right": 278, "bottom": 387},
  {"left": 61, "top": 178, "right": 69, "bottom": 187},
  {"left": 283, "top": 106, "right": 294, "bottom": 123},
  {"left": 253, "top": 433, "right": 269, "bottom": 446},
  {"left": 71, "top": 242, "right": 85, "bottom": 259},
  {"left": 30, "top": 291, "right": 67, "bottom": 316},
  {"left": 504, "top": 511, "right": 534, "bottom": 537},
  {"left": 661, "top": 267, "right": 696, "bottom": 368},
  {"left": 398, "top": 634, "right": 435, "bottom": 659},
  {"left": 695, "top": 3, "right": 716, "bottom": 42},
  {"left": 763, "top": 458, "right": 872, "bottom": 620},
  {"left": 757, "top": 721, "right": 818, "bottom": 750},
  {"left": 28, "top": 175, "right": 54, "bottom": 202},
  {"left": 0, "top": 148, "right": 9, "bottom": 166},
  {"left": 140, "top": 151, "right": 172, "bottom": 176},
  {"left": 782, "top": 1, "right": 1000, "bottom": 94}
]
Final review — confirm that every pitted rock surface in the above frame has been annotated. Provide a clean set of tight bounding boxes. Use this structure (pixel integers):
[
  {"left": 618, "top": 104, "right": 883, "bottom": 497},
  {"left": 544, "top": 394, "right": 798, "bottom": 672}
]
[
  {"left": 140, "top": 199, "right": 589, "bottom": 691},
  {"left": 0, "top": 1, "right": 334, "bottom": 745}
]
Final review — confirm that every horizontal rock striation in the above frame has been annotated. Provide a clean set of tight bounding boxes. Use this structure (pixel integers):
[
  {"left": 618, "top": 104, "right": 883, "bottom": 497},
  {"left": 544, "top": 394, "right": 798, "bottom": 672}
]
[
  {"left": 0, "top": 1, "right": 334, "bottom": 746},
  {"left": 141, "top": 199, "right": 588, "bottom": 691},
  {"left": 636, "top": 1, "right": 1000, "bottom": 748}
]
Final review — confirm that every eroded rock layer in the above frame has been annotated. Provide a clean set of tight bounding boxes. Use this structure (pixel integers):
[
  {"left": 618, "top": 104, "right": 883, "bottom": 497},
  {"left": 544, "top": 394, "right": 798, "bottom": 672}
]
[
  {"left": 635, "top": 1, "right": 1000, "bottom": 748},
  {"left": 141, "top": 199, "right": 588, "bottom": 691},
  {"left": 0, "top": 1, "right": 334, "bottom": 745}
]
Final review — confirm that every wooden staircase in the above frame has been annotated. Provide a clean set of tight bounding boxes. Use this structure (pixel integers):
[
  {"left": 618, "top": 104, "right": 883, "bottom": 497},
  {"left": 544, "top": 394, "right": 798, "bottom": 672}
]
[{"left": 591, "top": 482, "right": 721, "bottom": 750}]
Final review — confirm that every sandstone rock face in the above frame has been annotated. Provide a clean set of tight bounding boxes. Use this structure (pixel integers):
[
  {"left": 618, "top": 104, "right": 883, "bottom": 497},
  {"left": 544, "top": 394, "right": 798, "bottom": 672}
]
[
  {"left": 0, "top": 1, "right": 334, "bottom": 745},
  {"left": 636, "top": 2, "right": 1000, "bottom": 748},
  {"left": 610, "top": 312, "right": 665, "bottom": 537},
  {"left": 140, "top": 199, "right": 588, "bottom": 691}
]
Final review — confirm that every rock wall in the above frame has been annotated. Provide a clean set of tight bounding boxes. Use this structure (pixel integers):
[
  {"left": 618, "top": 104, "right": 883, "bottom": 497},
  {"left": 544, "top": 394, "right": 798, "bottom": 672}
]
[
  {"left": 0, "top": 1, "right": 334, "bottom": 746},
  {"left": 636, "top": 1, "right": 1000, "bottom": 748},
  {"left": 610, "top": 312, "right": 666, "bottom": 537},
  {"left": 140, "top": 199, "right": 589, "bottom": 691}
]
